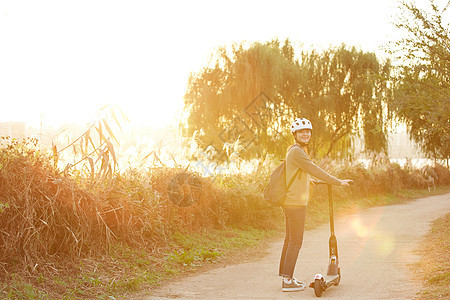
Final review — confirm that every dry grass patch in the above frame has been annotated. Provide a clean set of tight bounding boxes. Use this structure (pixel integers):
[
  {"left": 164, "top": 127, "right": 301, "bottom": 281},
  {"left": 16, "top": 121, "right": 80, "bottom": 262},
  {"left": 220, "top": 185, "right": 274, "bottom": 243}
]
[
  {"left": 415, "top": 213, "right": 450, "bottom": 299},
  {"left": 1, "top": 138, "right": 449, "bottom": 299}
]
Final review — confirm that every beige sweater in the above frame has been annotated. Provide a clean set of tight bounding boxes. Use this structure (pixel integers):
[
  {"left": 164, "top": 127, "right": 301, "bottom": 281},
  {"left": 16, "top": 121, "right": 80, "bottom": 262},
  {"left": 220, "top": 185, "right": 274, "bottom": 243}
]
[{"left": 284, "top": 145, "right": 341, "bottom": 206}]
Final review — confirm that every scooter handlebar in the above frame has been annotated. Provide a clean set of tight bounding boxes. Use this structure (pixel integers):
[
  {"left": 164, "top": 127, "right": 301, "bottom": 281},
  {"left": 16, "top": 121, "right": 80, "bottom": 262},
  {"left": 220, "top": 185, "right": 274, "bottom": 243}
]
[
  {"left": 314, "top": 180, "right": 327, "bottom": 185},
  {"left": 313, "top": 180, "right": 354, "bottom": 186}
]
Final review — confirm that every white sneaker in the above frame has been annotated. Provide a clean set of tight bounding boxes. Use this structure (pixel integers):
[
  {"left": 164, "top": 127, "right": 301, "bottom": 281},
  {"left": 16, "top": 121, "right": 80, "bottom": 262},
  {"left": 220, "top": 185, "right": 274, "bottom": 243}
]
[{"left": 282, "top": 277, "right": 306, "bottom": 292}]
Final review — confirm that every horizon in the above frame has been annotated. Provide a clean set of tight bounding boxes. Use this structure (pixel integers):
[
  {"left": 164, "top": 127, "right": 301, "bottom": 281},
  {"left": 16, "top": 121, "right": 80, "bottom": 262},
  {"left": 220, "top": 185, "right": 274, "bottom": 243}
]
[{"left": 1, "top": 0, "right": 445, "bottom": 169}]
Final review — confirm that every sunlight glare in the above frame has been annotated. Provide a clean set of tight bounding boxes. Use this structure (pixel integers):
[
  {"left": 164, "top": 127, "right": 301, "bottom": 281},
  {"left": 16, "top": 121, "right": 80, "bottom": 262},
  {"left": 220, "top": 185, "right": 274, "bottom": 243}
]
[
  {"left": 351, "top": 218, "right": 369, "bottom": 238},
  {"left": 373, "top": 231, "right": 395, "bottom": 257}
]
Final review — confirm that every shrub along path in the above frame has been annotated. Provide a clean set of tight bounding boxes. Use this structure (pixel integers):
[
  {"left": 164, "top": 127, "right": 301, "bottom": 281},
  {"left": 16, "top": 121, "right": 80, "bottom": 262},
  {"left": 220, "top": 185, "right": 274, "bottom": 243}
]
[{"left": 142, "top": 193, "right": 450, "bottom": 299}]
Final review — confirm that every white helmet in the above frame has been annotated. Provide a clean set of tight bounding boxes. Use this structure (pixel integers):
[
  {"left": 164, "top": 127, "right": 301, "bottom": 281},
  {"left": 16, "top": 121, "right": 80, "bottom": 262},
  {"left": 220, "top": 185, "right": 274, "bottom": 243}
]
[{"left": 290, "top": 118, "right": 312, "bottom": 133}]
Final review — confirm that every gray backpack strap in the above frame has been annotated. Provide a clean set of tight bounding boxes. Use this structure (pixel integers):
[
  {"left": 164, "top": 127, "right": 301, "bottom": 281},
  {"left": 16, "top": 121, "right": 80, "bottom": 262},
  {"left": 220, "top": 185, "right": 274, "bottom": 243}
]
[
  {"left": 286, "top": 167, "right": 302, "bottom": 190},
  {"left": 286, "top": 144, "right": 303, "bottom": 190}
]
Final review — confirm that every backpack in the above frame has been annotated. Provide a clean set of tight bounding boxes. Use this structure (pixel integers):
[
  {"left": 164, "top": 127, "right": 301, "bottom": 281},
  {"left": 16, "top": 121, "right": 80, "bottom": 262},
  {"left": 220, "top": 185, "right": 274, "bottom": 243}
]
[{"left": 264, "top": 160, "right": 302, "bottom": 207}]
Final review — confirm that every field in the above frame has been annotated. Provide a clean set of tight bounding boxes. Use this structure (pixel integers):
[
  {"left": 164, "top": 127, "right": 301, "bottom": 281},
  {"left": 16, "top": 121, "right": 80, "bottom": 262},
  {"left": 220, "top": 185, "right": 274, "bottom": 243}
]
[
  {"left": 1, "top": 138, "right": 449, "bottom": 299},
  {"left": 415, "top": 212, "right": 450, "bottom": 299}
]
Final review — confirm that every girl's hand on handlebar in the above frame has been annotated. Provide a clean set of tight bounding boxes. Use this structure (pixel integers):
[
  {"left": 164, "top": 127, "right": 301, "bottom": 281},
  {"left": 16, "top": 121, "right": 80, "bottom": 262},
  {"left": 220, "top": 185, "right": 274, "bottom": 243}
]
[{"left": 340, "top": 179, "right": 353, "bottom": 186}]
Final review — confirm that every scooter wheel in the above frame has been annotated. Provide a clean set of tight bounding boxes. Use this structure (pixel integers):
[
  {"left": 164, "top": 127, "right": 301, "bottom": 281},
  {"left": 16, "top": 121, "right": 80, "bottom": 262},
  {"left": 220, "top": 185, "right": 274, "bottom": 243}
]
[{"left": 314, "top": 278, "right": 324, "bottom": 297}]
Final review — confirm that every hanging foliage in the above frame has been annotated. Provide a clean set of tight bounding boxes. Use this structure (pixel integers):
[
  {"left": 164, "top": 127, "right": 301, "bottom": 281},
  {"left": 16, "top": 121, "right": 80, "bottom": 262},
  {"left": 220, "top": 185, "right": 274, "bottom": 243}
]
[
  {"left": 183, "top": 39, "right": 392, "bottom": 161},
  {"left": 388, "top": 0, "right": 450, "bottom": 162}
]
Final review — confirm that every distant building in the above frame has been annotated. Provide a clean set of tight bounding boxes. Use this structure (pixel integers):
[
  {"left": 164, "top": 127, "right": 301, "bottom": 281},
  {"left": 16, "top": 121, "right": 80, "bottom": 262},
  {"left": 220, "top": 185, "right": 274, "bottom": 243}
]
[{"left": 0, "top": 122, "right": 27, "bottom": 139}]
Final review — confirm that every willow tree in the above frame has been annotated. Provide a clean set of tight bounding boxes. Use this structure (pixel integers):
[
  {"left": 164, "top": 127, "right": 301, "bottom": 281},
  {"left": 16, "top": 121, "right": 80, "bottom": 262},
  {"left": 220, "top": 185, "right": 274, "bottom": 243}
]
[
  {"left": 183, "top": 40, "right": 392, "bottom": 161},
  {"left": 296, "top": 46, "right": 392, "bottom": 158},
  {"left": 389, "top": 0, "right": 450, "bottom": 162},
  {"left": 184, "top": 39, "right": 300, "bottom": 160}
]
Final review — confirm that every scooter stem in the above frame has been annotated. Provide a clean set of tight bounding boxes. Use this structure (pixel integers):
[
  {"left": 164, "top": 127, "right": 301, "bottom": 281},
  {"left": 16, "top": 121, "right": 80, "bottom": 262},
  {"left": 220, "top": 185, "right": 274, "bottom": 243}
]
[{"left": 328, "top": 184, "right": 335, "bottom": 236}]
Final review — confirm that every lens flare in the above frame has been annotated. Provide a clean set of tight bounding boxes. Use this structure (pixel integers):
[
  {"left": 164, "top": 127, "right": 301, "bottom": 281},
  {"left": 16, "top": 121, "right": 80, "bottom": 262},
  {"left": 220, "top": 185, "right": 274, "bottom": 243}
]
[
  {"left": 351, "top": 218, "right": 369, "bottom": 238},
  {"left": 373, "top": 231, "right": 395, "bottom": 257}
]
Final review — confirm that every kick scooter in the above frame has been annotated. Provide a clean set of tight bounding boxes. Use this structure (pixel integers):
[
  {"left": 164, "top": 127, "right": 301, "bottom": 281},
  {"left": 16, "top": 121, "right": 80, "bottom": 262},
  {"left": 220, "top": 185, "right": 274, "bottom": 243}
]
[{"left": 309, "top": 181, "right": 351, "bottom": 297}]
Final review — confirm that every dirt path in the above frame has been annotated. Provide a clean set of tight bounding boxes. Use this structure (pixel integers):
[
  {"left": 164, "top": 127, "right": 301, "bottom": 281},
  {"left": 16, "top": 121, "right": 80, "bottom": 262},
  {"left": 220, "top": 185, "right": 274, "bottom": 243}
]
[{"left": 140, "top": 193, "right": 450, "bottom": 299}]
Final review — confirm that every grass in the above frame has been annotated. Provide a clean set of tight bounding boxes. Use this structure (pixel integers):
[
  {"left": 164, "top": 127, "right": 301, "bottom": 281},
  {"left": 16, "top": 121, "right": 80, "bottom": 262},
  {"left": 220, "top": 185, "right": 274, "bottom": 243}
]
[
  {"left": 415, "top": 212, "right": 450, "bottom": 299},
  {"left": 1, "top": 187, "right": 448, "bottom": 299},
  {"left": 2, "top": 182, "right": 449, "bottom": 299},
  {"left": 0, "top": 227, "right": 276, "bottom": 299},
  {"left": 1, "top": 139, "right": 450, "bottom": 299}
]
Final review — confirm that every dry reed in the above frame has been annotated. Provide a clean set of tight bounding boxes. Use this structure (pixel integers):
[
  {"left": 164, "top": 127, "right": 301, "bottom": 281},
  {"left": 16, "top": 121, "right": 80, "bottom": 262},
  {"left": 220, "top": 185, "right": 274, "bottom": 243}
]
[{"left": 1, "top": 136, "right": 449, "bottom": 298}]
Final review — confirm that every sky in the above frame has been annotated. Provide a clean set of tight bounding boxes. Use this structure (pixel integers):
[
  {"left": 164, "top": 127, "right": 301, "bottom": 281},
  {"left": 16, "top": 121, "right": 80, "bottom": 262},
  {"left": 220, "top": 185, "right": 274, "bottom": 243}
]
[{"left": 0, "top": 0, "right": 434, "bottom": 131}]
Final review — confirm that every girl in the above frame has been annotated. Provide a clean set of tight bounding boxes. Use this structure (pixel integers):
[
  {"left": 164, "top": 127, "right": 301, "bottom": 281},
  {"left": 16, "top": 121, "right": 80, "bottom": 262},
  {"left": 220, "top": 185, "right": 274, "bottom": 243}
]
[{"left": 279, "top": 117, "right": 352, "bottom": 292}]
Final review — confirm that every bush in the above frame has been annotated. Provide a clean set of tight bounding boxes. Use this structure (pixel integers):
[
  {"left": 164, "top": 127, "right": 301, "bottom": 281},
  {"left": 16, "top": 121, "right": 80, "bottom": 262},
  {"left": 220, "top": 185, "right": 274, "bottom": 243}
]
[
  {"left": 0, "top": 139, "right": 109, "bottom": 276},
  {"left": 0, "top": 140, "right": 280, "bottom": 282},
  {"left": 1, "top": 138, "right": 449, "bottom": 291}
]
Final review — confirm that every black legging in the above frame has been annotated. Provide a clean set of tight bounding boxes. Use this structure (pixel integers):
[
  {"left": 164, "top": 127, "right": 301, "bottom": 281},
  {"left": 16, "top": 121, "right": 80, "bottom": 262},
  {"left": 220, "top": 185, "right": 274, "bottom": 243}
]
[{"left": 279, "top": 206, "right": 306, "bottom": 278}]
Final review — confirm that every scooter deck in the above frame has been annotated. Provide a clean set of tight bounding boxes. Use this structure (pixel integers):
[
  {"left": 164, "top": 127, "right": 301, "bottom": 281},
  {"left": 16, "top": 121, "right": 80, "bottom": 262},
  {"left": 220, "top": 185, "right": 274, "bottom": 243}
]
[
  {"left": 324, "top": 274, "right": 340, "bottom": 287},
  {"left": 309, "top": 274, "right": 339, "bottom": 288}
]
